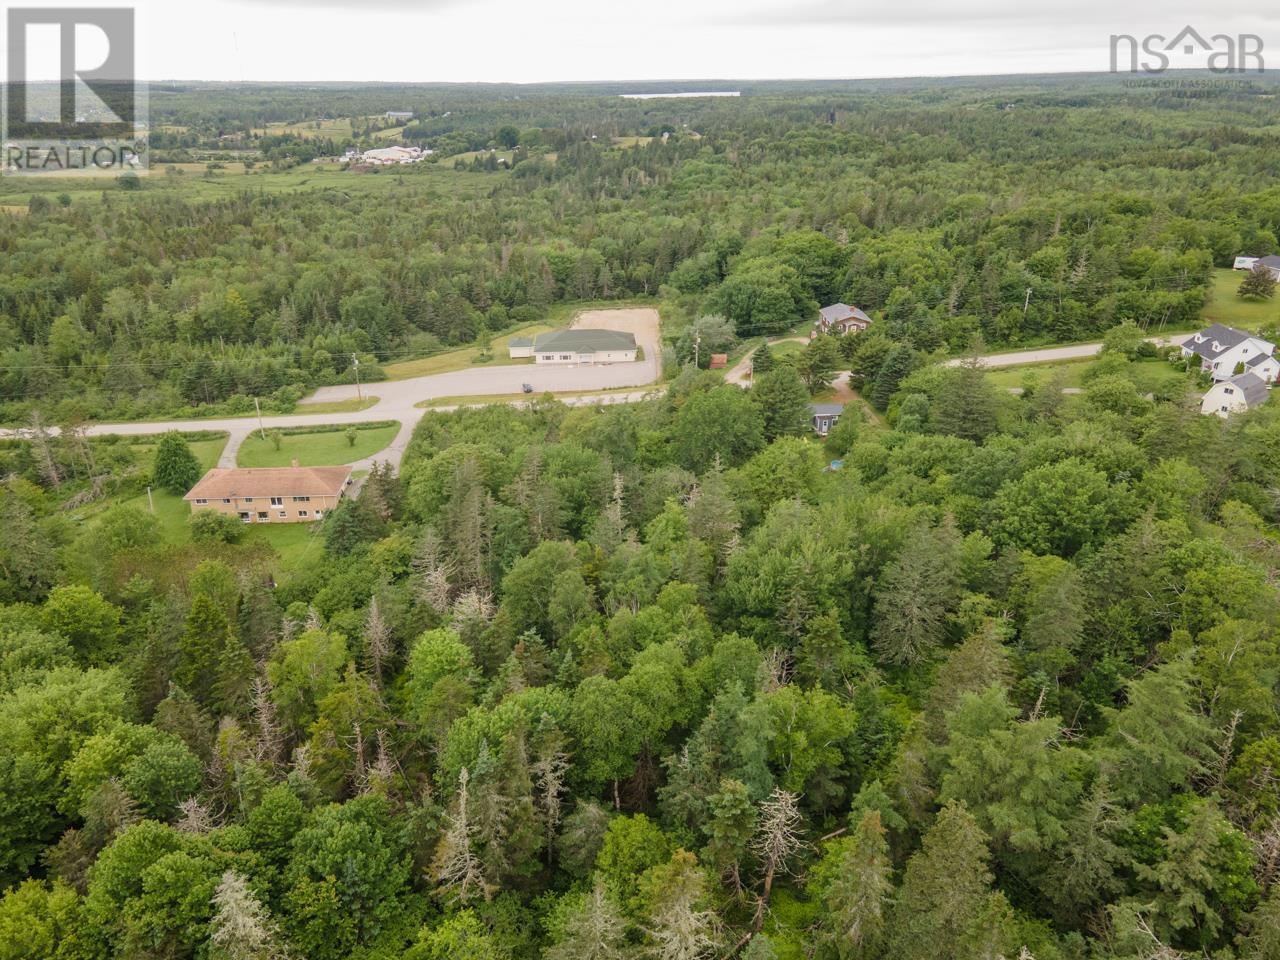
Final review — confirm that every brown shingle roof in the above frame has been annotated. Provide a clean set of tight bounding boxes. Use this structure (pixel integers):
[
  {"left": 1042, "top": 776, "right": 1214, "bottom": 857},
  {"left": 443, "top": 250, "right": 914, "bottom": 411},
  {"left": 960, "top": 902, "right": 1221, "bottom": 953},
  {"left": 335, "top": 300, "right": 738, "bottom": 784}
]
[{"left": 184, "top": 466, "right": 352, "bottom": 501}]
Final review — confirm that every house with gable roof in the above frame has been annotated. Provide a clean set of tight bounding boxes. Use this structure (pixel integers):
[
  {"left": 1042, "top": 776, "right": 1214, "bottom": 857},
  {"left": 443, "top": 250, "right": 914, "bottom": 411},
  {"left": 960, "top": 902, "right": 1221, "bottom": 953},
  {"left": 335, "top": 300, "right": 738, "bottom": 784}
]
[
  {"left": 1181, "top": 323, "right": 1278, "bottom": 382},
  {"left": 1201, "top": 372, "right": 1270, "bottom": 418}
]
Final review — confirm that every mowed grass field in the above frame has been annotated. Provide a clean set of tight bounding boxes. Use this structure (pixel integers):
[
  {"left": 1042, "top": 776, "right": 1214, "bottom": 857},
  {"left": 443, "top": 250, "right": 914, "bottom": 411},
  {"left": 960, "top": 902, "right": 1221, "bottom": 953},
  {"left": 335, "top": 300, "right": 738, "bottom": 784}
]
[
  {"left": 1201, "top": 268, "right": 1280, "bottom": 332},
  {"left": 983, "top": 357, "right": 1191, "bottom": 393},
  {"left": 236, "top": 423, "right": 400, "bottom": 468},
  {"left": 68, "top": 433, "right": 229, "bottom": 546},
  {"left": 380, "top": 298, "right": 660, "bottom": 381},
  {"left": 0, "top": 160, "right": 494, "bottom": 209},
  {"left": 382, "top": 326, "right": 548, "bottom": 380},
  {"left": 70, "top": 431, "right": 329, "bottom": 574}
]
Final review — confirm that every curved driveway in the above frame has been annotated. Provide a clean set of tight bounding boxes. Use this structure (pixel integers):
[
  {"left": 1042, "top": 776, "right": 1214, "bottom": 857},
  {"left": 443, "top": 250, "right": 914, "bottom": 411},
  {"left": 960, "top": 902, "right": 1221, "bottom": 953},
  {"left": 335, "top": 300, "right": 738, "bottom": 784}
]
[
  {"left": 0, "top": 321, "right": 1194, "bottom": 474},
  {"left": 2, "top": 309, "right": 663, "bottom": 473}
]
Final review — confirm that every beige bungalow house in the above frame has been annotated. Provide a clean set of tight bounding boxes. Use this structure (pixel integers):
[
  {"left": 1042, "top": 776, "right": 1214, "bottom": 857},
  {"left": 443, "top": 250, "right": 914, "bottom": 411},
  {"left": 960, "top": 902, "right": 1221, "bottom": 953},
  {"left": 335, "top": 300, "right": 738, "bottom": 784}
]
[
  {"left": 184, "top": 465, "right": 353, "bottom": 523},
  {"left": 531, "top": 329, "right": 637, "bottom": 365}
]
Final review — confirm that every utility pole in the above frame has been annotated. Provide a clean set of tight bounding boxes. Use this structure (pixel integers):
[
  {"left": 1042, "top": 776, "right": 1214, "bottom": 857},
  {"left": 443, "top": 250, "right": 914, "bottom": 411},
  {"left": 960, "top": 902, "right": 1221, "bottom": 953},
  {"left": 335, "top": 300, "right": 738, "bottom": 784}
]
[
  {"left": 1023, "top": 287, "right": 1032, "bottom": 316},
  {"left": 146, "top": 486, "right": 154, "bottom": 513},
  {"left": 694, "top": 332, "right": 701, "bottom": 369},
  {"left": 353, "top": 354, "right": 362, "bottom": 401},
  {"left": 254, "top": 397, "right": 266, "bottom": 440}
]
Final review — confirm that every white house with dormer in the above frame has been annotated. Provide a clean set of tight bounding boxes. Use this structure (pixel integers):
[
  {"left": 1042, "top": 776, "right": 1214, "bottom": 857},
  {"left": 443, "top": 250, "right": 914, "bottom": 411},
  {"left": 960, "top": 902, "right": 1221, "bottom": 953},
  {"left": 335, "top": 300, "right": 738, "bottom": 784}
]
[
  {"left": 1182, "top": 324, "right": 1278, "bottom": 382},
  {"left": 1201, "top": 372, "right": 1270, "bottom": 418}
]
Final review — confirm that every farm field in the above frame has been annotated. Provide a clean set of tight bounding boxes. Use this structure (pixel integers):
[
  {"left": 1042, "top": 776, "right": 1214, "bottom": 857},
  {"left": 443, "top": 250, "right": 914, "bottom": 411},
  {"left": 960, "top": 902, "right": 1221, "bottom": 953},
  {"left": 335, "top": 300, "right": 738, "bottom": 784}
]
[
  {"left": 235, "top": 423, "right": 400, "bottom": 467},
  {"left": 0, "top": 159, "right": 495, "bottom": 208}
]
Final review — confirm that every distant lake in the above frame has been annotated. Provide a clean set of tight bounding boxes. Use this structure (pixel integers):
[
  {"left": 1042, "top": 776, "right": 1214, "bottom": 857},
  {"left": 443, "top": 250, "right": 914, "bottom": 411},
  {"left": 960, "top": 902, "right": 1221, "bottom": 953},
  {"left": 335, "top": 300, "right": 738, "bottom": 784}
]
[{"left": 620, "top": 91, "right": 741, "bottom": 99}]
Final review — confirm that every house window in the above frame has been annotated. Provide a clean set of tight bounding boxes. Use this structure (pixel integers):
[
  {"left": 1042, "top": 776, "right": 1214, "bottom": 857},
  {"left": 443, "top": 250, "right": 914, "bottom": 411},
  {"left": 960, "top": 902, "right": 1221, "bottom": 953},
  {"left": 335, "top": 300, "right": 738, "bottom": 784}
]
[
  {"left": 315, "top": 510, "right": 324, "bottom": 519},
  {"left": 278, "top": 510, "right": 287, "bottom": 519},
  {"left": 560, "top": 354, "right": 572, "bottom": 360},
  {"left": 298, "top": 510, "right": 309, "bottom": 518},
  {"left": 270, "top": 496, "right": 283, "bottom": 507},
  {"left": 293, "top": 496, "right": 310, "bottom": 503},
  {"left": 1225, "top": 388, "right": 1234, "bottom": 395},
  {"left": 239, "top": 512, "right": 251, "bottom": 523},
  {"left": 257, "top": 512, "right": 268, "bottom": 521},
  {"left": 244, "top": 497, "right": 254, "bottom": 503},
  {"left": 195, "top": 498, "right": 207, "bottom": 505},
  {"left": 221, "top": 498, "right": 231, "bottom": 504}
]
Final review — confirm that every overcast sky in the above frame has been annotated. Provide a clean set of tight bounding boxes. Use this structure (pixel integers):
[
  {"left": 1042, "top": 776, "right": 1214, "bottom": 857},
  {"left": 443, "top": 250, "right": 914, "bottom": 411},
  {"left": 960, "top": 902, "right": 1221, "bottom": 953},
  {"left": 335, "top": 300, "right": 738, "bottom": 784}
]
[{"left": 25, "top": 0, "right": 1280, "bottom": 83}]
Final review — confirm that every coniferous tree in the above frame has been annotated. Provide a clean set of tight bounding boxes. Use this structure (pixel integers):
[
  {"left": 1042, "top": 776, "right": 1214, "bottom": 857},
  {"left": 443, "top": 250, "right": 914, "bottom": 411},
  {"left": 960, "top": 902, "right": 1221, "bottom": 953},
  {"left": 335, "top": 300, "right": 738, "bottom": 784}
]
[
  {"left": 751, "top": 366, "right": 813, "bottom": 441},
  {"left": 703, "top": 779, "right": 756, "bottom": 896},
  {"left": 871, "top": 520, "right": 962, "bottom": 667},
  {"left": 153, "top": 431, "right": 203, "bottom": 495},
  {"left": 643, "top": 850, "right": 718, "bottom": 960},
  {"left": 869, "top": 344, "right": 914, "bottom": 410},
  {"left": 209, "top": 869, "right": 288, "bottom": 960},
  {"left": 889, "top": 801, "right": 1011, "bottom": 960},
  {"left": 931, "top": 360, "right": 1000, "bottom": 442},
  {"left": 546, "top": 881, "right": 631, "bottom": 960},
  {"left": 812, "top": 810, "right": 893, "bottom": 960},
  {"left": 1238, "top": 263, "right": 1277, "bottom": 300},
  {"left": 179, "top": 592, "right": 236, "bottom": 705}
]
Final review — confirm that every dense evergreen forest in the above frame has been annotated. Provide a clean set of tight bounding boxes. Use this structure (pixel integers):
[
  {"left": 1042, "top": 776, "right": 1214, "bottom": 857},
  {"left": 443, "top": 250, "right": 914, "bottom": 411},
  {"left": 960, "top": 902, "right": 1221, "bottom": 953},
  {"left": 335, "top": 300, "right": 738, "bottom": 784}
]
[
  {"left": 3, "top": 76, "right": 1280, "bottom": 960},
  {"left": 5, "top": 74, "right": 1280, "bottom": 422}
]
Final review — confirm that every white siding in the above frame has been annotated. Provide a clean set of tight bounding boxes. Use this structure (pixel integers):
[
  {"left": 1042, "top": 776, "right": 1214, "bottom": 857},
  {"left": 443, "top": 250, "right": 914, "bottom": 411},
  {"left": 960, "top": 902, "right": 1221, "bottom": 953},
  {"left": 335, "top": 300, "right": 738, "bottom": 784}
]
[{"left": 1200, "top": 382, "right": 1251, "bottom": 418}]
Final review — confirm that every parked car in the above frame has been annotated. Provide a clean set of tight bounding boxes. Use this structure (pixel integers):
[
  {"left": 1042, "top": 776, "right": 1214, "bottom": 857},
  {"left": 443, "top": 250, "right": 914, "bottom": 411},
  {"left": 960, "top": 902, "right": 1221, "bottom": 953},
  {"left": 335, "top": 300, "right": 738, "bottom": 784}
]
[{"left": 522, "top": 383, "right": 534, "bottom": 393}]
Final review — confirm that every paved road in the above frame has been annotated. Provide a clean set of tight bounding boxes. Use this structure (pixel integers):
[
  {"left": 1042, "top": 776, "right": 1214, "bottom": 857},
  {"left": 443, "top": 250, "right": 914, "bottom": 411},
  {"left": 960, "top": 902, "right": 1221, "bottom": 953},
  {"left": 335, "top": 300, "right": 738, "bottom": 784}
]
[
  {"left": 942, "top": 333, "right": 1191, "bottom": 369},
  {"left": 0, "top": 308, "right": 663, "bottom": 474},
  {"left": 0, "top": 321, "right": 1191, "bottom": 475}
]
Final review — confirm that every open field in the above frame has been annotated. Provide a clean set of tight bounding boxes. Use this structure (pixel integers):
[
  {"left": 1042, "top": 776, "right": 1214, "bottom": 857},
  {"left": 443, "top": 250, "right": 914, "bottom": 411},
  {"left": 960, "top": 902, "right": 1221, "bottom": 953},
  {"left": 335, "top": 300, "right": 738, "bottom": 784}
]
[
  {"left": 253, "top": 117, "right": 357, "bottom": 138},
  {"left": 236, "top": 423, "right": 400, "bottom": 468},
  {"left": 382, "top": 326, "right": 548, "bottom": 380},
  {"left": 1201, "top": 268, "right": 1280, "bottom": 333},
  {"left": 451, "top": 149, "right": 515, "bottom": 164},
  {"left": 66, "top": 433, "right": 230, "bottom": 545},
  {"left": 293, "top": 397, "right": 380, "bottom": 414},
  {"left": 379, "top": 298, "right": 662, "bottom": 382},
  {"left": 0, "top": 160, "right": 495, "bottom": 208},
  {"left": 983, "top": 357, "right": 1191, "bottom": 393}
]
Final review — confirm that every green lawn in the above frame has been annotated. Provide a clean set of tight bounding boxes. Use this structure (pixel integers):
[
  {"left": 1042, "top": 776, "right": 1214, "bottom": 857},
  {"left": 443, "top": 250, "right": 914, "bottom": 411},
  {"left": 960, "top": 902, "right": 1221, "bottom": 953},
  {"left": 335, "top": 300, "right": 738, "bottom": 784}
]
[
  {"left": 769, "top": 340, "right": 806, "bottom": 361},
  {"left": 1201, "top": 268, "right": 1280, "bottom": 333},
  {"left": 984, "top": 360, "right": 1092, "bottom": 390},
  {"left": 242, "top": 522, "right": 325, "bottom": 574},
  {"left": 71, "top": 433, "right": 230, "bottom": 545},
  {"left": 382, "top": 326, "right": 547, "bottom": 380},
  {"left": 381, "top": 297, "right": 661, "bottom": 382},
  {"left": 292, "top": 396, "right": 380, "bottom": 414},
  {"left": 236, "top": 423, "right": 399, "bottom": 468},
  {"left": 126, "top": 435, "right": 228, "bottom": 474},
  {"left": 985, "top": 357, "right": 1190, "bottom": 393}
]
